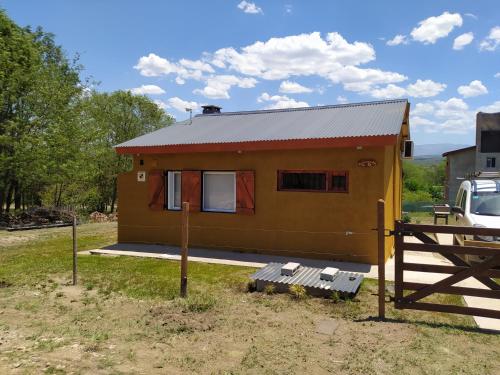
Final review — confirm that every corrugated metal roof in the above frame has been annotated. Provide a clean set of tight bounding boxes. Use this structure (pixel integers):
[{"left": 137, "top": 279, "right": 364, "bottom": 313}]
[
  {"left": 116, "top": 99, "right": 408, "bottom": 149},
  {"left": 250, "top": 262, "right": 364, "bottom": 296}
]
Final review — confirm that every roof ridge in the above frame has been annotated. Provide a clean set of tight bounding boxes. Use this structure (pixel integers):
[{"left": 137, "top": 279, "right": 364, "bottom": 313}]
[{"left": 194, "top": 99, "right": 408, "bottom": 117}]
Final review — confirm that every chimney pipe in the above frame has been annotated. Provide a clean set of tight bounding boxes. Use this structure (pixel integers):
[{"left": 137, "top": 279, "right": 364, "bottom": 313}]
[{"left": 202, "top": 105, "right": 222, "bottom": 114}]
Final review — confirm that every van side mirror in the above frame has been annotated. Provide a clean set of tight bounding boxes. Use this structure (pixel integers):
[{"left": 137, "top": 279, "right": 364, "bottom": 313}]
[{"left": 451, "top": 206, "right": 464, "bottom": 215}]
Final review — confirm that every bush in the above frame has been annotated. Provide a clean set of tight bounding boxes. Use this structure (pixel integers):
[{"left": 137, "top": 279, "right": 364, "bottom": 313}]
[
  {"left": 330, "top": 291, "right": 340, "bottom": 303},
  {"left": 402, "top": 213, "right": 412, "bottom": 223},
  {"left": 264, "top": 284, "right": 276, "bottom": 295},
  {"left": 289, "top": 284, "right": 307, "bottom": 299}
]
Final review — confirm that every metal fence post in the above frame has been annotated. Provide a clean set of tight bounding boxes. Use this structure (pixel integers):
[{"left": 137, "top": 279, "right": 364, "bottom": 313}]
[
  {"left": 72, "top": 213, "right": 77, "bottom": 286},
  {"left": 180, "top": 202, "right": 189, "bottom": 297},
  {"left": 377, "top": 199, "right": 385, "bottom": 319}
]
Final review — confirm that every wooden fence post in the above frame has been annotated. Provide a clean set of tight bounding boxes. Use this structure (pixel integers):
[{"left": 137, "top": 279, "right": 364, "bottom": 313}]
[
  {"left": 72, "top": 214, "right": 77, "bottom": 286},
  {"left": 180, "top": 202, "right": 189, "bottom": 297},
  {"left": 377, "top": 199, "right": 385, "bottom": 319}
]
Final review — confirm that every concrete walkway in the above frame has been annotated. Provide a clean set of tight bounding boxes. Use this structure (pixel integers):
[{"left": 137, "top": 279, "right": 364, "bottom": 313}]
[{"left": 85, "top": 235, "right": 499, "bottom": 332}]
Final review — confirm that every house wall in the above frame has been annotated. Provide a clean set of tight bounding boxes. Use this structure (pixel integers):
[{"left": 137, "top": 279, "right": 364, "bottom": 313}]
[
  {"left": 117, "top": 145, "right": 399, "bottom": 264},
  {"left": 444, "top": 149, "right": 476, "bottom": 204},
  {"left": 475, "top": 112, "right": 500, "bottom": 172}
]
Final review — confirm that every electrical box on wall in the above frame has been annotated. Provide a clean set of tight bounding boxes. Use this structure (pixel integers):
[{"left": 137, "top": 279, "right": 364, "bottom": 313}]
[{"left": 137, "top": 171, "right": 146, "bottom": 182}]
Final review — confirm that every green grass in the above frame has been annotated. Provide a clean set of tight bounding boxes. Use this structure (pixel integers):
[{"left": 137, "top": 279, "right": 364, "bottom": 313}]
[
  {"left": 0, "top": 223, "right": 253, "bottom": 301},
  {"left": 1, "top": 223, "right": 499, "bottom": 374}
]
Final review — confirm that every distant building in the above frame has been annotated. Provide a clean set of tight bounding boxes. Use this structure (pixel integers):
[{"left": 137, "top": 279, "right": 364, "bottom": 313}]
[{"left": 443, "top": 112, "right": 500, "bottom": 204}]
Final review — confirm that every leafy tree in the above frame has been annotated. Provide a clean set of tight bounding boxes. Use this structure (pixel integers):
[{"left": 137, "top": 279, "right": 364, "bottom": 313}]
[
  {"left": 1, "top": 10, "right": 173, "bottom": 214},
  {"left": 0, "top": 10, "right": 82, "bottom": 211},
  {"left": 403, "top": 160, "right": 446, "bottom": 203},
  {"left": 77, "top": 91, "right": 173, "bottom": 212}
]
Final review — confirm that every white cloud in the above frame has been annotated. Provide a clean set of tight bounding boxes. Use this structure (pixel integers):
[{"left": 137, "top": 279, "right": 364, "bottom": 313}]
[
  {"left": 495, "top": 72, "right": 500, "bottom": 78},
  {"left": 179, "top": 58, "right": 214, "bottom": 73},
  {"left": 130, "top": 84, "right": 165, "bottom": 95},
  {"left": 478, "top": 101, "right": 500, "bottom": 113},
  {"left": 464, "top": 13, "right": 478, "bottom": 20},
  {"left": 453, "top": 32, "right": 474, "bottom": 50},
  {"left": 210, "top": 32, "right": 408, "bottom": 94},
  {"left": 412, "top": 102, "right": 434, "bottom": 116},
  {"left": 211, "top": 32, "right": 377, "bottom": 80},
  {"left": 279, "top": 80, "right": 313, "bottom": 94},
  {"left": 153, "top": 99, "right": 168, "bottom": 110},
  {"left": 410, "top": 97, "right": 474, "bottom": 134},
  {"left": 479, "top": 26, "right": 500, "bottom": 51},
  {"left": 412, "top": 98, "right": 500, "bottom": 134},
  {"left": 337, "top": 96, "right": 348, "bottom": 104},
  {"left": 328, "top": 66, "right": 407, "bottom": 93},
  {"left": 386, "top": 34, "right": 409, "bottom": 46},
  {"left": 410, "top": 12, "right": 463, "bottom": 44},
  {"left": 167, "top": 97, "right": 200, "bottom": 112},
  {"left": 284, "top": 4, "right": 293, "bottom": 14},
  {"left": 370, "top": 84, "right": 407, "bottom": 99},
  {"left": 406, "top": 79, "right": 446, "bottom": 97},
  {"left": 237, "top": 1, "right": 263, "bottom": 14},
  {"left": 257, "top": 92, "right": 309, "bottom": 109},
  {"left": 134, "top": 53, "right": 207, "bottom": 83},
  {"left": 367, "top": 79, "right": 446, "bottom": 99},
  {"left": 134, "top": 53, "right": 180, "bottom": 77},
  {"left": 193, "top": 75, "right": 258, "bottom": 99},
  {"left": 457, "top": 80, "right": 488, "bottom": 98}
]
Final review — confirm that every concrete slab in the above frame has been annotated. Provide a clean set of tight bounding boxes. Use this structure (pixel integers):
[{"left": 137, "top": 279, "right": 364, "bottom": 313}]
[{"left": 85, "top": 243, "right": 373, "bottom": 272}]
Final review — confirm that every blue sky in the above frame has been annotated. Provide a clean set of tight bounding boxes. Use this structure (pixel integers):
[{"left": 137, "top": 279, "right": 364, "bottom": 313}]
[{"left": 2, "top": 0, "right": 499, "bottom": 145}]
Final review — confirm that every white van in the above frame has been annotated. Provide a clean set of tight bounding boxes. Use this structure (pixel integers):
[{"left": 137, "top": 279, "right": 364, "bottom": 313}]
[{"left": 452, "top": 178, "right": 500, "bottom": 262}]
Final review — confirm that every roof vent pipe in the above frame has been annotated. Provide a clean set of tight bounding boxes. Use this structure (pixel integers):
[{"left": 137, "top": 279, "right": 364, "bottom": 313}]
[{"left": 202, "top": 105, "right": 222, "bottom": 114}]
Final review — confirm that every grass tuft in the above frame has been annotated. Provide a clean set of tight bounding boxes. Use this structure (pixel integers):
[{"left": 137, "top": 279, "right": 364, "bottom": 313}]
[{"left": 289, "top": 284, "right": 307, "bottom": 299}]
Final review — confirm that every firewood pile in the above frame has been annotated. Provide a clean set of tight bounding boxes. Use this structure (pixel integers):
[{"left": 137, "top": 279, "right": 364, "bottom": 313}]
[
  {"left": 0, "top": 207, "right": 74, "bottom": 228},
  {"left": 89, "top": 212, "right": 118, "bottom": 223}
]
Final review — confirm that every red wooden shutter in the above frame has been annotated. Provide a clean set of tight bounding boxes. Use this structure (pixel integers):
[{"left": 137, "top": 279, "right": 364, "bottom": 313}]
[
  {"left": 181, "top": 170, "right": 201, "bottom": 212},
  {"left": 236, "top": 171, "right": 255, "bottom": 215},
  {"left": 148, "top": 169, "right": 165, "bottom": 211}
]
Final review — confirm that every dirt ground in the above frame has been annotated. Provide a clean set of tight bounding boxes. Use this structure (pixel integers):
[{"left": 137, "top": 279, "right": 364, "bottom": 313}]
[
  {"left": 0, "top": 278, "right": 499, "bottom": 375},
  {"left": 0, "top": 223, "right": 499, "bottom": 374}
]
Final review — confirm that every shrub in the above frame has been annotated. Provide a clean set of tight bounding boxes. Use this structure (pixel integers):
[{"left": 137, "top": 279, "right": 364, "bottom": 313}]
[
  {"left": 289, "top": 284, "right": 307, "bottom": 299},
  {"left": 264, "top": 284, "right": 276, "bottom": 295},
  {"left": 402, "top": 213, "right": 411, "bottom": 223},
  {"left": 330, "top": 291, "right": 340, "bottom": 303},
  {"left": 246, "top": 280, "right": 257, "bottom": 293}
]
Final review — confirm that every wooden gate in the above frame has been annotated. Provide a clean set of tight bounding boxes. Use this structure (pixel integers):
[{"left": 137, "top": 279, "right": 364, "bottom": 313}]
[{"left": 391, "top": 221, "right": 500, "bottom": 319}]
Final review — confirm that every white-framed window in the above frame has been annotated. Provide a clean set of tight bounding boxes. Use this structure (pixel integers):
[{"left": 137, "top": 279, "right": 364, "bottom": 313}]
[
  {"left": 202, "top": 171, "right": 236, "bottom": 213},
  {"left": 167, "top": 171, "right": 181, "bottom": 210}
]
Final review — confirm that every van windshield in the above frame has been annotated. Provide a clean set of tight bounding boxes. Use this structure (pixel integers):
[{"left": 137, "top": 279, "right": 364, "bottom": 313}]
[{"left": 470, "top": 192, "right": 500, "bottom": 216}]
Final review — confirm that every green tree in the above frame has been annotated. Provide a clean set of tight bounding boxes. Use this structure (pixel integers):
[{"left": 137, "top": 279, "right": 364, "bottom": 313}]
[
  {"left": 0, "top": 10, "right": 82, "bottom": 211},
  {"left": 78, "top": 91, "right": 173, "bottom": 212}
]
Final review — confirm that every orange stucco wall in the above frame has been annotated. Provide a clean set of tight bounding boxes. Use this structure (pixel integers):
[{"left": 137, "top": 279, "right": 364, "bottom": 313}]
[{"left": 117, "top": 145, "right": 402, "bottom": 264}]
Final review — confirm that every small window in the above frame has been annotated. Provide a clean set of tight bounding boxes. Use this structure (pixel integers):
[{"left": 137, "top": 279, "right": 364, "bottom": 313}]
[
  {"left": 486, "top": 157, "right": 496, "bottom": 168},
  {"left": 278, "top": 170, "right": 349, "bottom": 193},
  {"left": 481, "top": 131, "right": 500, "bottom": 153},
  {"left": 279, "top": 171, "right": 326, "bottom": 191},
  {"left": 331, "top": 172, "right": 349, "bottom": 192},
  {"left": 167, "top": 171, "right": 181, "bottom": 210},
  {"left": 202, "top": 172, "right": 236, "bottom": 213}
]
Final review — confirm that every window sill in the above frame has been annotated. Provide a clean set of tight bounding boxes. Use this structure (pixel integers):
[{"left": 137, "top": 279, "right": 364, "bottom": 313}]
[{"left": 202, "top": 209, "right": 236, "bottom": 214}]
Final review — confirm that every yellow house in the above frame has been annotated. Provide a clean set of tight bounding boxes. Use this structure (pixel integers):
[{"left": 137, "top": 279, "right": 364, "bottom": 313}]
[{"left": 115, "top": 99, "right": 410, "bottom": 264}]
